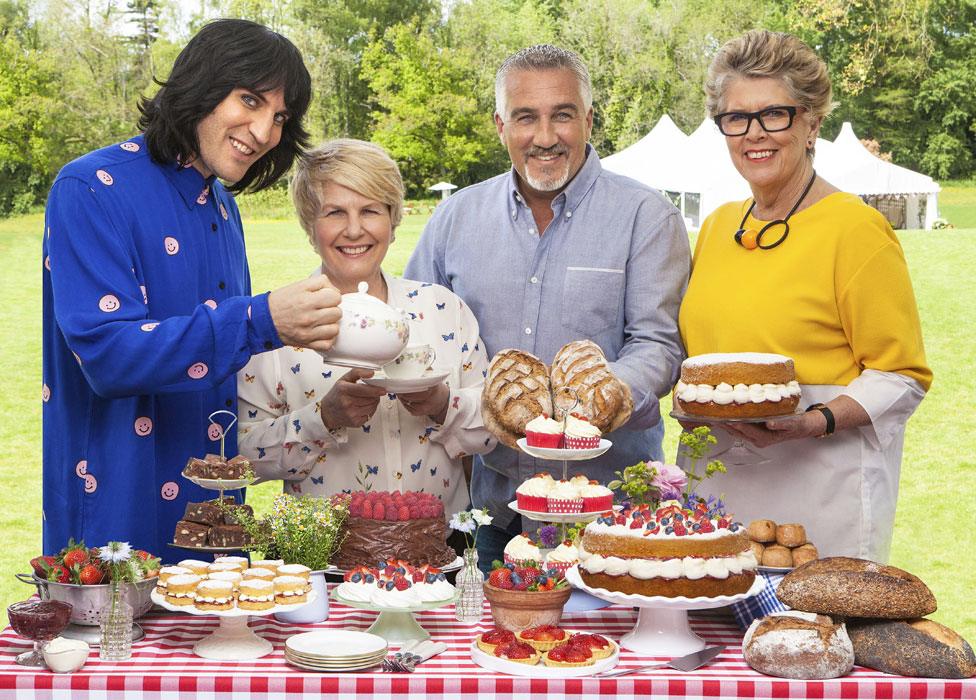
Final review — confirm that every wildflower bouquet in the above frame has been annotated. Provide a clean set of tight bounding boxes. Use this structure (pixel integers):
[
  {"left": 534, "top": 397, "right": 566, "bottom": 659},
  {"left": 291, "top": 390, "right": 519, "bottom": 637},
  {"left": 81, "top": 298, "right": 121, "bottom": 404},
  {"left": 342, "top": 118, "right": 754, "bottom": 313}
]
[
  {"left": 231, "top": 494, "right": 349, "bottom": 571},
  {"left": 449, "top": 508, "right": 493, "bottom": 549}
]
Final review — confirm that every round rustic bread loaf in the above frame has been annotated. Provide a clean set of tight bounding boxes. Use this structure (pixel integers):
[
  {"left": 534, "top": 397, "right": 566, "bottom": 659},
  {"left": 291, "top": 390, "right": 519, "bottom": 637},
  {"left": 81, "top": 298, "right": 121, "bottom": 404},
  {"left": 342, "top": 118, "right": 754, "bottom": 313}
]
[
  {"left": 550, "top": 340, "right": 632, "bottom": 432},
  {"left": 791, "top": 543, "right": 819, "bottom": 567},
  {"left": 777, "top": 557, "right": 937, "bottom": 619},
  {"left": 847, "top": 618, "right": 976, "bottom": 678},
  {"left": 776, "top": 523, "right": 807, "bottom": 547},
  {"left": 748, "top": 519, "right": 777, "bottom": 543},
  {"left": 761, "top": 544, "right": 793, "bottom": 568},
  {"left": 743, "top": 611, "right": 854, "bottom": 679},
  {"left": 481, "top": 349, "right": 552, "bottom": 448}
]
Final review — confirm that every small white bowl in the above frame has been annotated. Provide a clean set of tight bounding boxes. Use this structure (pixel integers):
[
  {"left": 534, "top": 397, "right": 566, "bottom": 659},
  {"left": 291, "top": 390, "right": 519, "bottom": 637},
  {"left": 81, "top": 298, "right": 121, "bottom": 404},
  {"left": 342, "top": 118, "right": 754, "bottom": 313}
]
[{"left": 43, "top": 637, "right": 90, "bottom": 673}]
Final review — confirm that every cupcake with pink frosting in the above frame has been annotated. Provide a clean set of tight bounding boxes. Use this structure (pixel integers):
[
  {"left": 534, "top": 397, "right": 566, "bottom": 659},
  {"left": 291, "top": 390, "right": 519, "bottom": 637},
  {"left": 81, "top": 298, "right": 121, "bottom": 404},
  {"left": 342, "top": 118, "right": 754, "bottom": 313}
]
[
  {"left": 504, "top": 533, "right": 542, "bottom": 567},
  {"left": 546, "top": 479, "right": 583, "bottom": 514},
  {"left": 515, "top": 472, "right": 555, "bottom": 512}
]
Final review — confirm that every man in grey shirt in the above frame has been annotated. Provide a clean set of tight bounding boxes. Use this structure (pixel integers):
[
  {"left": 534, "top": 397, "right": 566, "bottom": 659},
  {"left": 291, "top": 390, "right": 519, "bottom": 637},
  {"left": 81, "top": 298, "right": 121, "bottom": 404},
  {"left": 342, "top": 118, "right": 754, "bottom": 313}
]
[{"left": 405, "top": 45, "right": 690, "bottom": 570}]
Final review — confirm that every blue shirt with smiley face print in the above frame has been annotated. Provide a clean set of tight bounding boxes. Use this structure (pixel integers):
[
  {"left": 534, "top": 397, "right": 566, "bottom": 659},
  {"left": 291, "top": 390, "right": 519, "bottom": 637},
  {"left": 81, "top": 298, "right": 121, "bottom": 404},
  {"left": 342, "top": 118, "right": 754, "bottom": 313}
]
[{"left": 42, "top": 135, "right": 283, "bottom": 559}]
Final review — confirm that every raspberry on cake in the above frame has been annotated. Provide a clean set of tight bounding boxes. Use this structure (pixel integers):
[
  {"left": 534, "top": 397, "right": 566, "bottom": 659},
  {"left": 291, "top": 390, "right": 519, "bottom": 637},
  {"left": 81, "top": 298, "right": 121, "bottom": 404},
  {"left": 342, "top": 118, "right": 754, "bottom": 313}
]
[
  {"left": 503, "top": 533, "right": 541, "bottom": 567},
  {"left": 544, "top": 641, "right": 595, "bottom": 667},
  {"left": 578, "top": 499, "right": 758, "bottom": 598},
  {"left": 675, "top": 352, "right": 801, "bottom": 419},
  {"left": 476, "top": 628, "right": 516, "bottom": 654},
  {"left": 524, "top": 413, "right": 565, "bottom": 448},
  {"left": 517, "top": 624, "right": 568, "bottom": 651},
  {"left": 334, "top": 490, "right": 455, "bottom": 569},
  {"left": 493, "top": 640, "right": 541, "bottom": 665}
]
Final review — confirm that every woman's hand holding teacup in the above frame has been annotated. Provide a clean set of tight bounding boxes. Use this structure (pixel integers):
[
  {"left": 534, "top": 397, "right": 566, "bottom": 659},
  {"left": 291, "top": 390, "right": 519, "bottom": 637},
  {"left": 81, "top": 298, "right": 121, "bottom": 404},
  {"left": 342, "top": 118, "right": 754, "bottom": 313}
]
[
  {"left": 319, "top": 368, "right": 387, "bottom": 429},
  {"left": 398, "top": 383, "right": 450, "bottom": 425}
]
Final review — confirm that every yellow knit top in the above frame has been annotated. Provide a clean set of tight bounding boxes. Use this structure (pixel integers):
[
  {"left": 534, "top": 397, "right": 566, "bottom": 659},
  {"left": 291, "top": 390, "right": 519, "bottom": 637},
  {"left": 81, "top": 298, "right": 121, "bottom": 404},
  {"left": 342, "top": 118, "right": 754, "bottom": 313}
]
[{"left": 679, "top": 192, "right": 931, "bottom": 390}]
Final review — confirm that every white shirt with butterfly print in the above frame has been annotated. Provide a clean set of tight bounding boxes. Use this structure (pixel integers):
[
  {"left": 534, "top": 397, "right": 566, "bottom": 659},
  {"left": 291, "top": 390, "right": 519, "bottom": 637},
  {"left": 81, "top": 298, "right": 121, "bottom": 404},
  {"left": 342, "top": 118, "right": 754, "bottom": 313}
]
[{"left": 237, "top": 271, "right": 496, "bottom": 516}]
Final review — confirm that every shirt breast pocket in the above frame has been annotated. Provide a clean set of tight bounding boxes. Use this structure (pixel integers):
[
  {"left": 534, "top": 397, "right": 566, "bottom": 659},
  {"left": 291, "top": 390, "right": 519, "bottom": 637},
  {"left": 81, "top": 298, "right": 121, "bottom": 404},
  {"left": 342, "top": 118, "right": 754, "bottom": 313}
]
[{"left": 561, "top": 267, "right": 625, "bottom": 337}]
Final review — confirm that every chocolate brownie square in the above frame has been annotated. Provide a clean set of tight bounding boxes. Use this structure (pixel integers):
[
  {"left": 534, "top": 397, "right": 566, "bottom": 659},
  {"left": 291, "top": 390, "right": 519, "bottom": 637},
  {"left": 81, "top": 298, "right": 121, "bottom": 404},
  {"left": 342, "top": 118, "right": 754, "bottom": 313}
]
[
  {"left": 183, "top": 501, "right": 222, "bottom": 526},
  {"left": 183, "top": 457, "right": 210, "bottom": 478},
  {"left": 222, "top": 503, "right": 254, "bottom": 526},
  {"left": 208, "top": 524, "right": 248, "bottom": 548},
  {"left": 173, "top": 520, "right": 210, "bottom": 547}
]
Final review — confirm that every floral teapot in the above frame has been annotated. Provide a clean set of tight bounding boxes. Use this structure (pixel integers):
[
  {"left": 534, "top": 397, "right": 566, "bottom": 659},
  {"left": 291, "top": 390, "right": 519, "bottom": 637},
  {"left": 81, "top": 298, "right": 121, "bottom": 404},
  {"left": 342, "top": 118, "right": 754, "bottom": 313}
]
[{"left": 320, "top": 281, "right": 410, "bottom": 370}]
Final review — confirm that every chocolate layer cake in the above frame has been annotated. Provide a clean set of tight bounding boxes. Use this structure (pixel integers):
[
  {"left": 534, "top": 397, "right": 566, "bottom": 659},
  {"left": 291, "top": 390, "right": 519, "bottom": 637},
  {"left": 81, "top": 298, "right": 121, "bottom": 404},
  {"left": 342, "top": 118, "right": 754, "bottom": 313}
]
[{"left": 334, "top": 517, "right": 456, "bottom": 569}]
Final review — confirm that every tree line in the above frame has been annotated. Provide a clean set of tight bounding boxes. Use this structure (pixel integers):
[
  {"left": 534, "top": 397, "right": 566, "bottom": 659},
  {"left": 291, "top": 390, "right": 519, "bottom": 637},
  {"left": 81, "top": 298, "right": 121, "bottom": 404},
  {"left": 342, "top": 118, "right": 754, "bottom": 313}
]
[{"left": 1, "top": 0, "right": 973, "bottom": 216}]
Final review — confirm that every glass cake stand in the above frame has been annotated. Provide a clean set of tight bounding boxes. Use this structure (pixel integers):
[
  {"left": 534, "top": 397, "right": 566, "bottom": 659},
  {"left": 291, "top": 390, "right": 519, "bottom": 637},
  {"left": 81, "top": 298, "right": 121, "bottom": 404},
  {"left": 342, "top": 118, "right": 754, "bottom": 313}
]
[
  {"left": 565, "top": 565, "right": 763, "bottom": 655},
  {"left": 150, "top": 588, "right": 317, "bottom": 660},
  {"left": 329, "top": 589, "right": 457, "bottom": 643}
]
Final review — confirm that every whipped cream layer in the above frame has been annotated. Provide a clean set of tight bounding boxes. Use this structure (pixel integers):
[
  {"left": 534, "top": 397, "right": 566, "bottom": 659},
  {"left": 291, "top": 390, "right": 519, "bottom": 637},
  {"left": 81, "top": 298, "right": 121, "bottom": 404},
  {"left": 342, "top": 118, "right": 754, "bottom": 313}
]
[
  {"left": 683, "top": 352, "right": 792, "bottom": 367},
  {"left": 675, "top": 380, "right": 800, "bottom": 405},
  {"left": 336, "top": 579, "right": 454, "bottom": 606},
  {"left": 579, "top": 547, "right": 757, "bottom": 580}
]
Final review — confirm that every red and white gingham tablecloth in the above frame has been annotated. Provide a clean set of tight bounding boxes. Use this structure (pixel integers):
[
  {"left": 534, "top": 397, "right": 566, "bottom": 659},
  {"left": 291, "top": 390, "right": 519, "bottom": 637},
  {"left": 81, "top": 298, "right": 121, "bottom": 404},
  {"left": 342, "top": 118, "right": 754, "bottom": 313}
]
[{"left": 2, "top": 585, "right": 974, "bottom": 700}]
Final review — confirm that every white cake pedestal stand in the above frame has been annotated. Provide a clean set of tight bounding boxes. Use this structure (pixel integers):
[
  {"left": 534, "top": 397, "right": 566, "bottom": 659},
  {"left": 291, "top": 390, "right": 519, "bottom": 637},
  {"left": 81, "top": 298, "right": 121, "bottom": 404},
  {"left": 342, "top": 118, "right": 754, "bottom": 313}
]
[
  {"left": 150, "top": 589, "right": 317, "bottom": 660},
  {"left": 329, "top": 590, "right": 457, "bottom": 644},
  {"left": 566, "top": 566, "right": 763, "bottom": 656}
]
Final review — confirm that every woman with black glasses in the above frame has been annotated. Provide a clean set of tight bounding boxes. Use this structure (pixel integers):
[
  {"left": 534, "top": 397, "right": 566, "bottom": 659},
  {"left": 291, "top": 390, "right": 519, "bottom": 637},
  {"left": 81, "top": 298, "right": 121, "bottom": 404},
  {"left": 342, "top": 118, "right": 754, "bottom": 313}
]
[{"left": 676, "top": 30, "right": 930, "bottom": 561}]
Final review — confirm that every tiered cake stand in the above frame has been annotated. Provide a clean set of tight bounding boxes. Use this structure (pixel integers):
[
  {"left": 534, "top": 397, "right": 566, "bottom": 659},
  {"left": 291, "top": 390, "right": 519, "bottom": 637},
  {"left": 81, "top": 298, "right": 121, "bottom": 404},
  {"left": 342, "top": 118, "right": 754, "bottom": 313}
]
[
  {"left": 513, "top": 438, "right": 613, "bottom": 611},
  {"left": 169, "top": 410, "right": 253, "bottom": 555},
  {"left": 565, "top": 566, "right": 763, "bottom": 655},
  {"left": 150, "top": 588, "right": 317, "bottom": 659}
]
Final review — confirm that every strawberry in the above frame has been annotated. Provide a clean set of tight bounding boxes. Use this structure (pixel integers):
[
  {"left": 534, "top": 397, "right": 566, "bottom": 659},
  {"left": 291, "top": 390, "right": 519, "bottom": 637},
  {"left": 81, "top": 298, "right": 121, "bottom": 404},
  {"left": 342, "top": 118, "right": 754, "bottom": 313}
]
[
  {"left": 488, "top": 567, "right": 513, "bottom": 589},
  {"left": 516, "top": 565, "right": 542, "bottom": 581},
  {"left": 78, "top": 563, "right": 105, "bottom": 585},
  {"left": 393, "top": 576, "right": 410, "bottom": 591},
  {"left": 62, "top": 546, "right": 89, "bottom": 570},
  {"left": 47, "top": 563, "right": 70, "bottom": 583},
  {"left": 495, "top": 641, "right": 535, "bottom": 659},
  {"left": 397, "top": 505, "right": 410, "bottom": 521},
  {"left": 30, "top": 555, "right": 56, "bottom": 578}
]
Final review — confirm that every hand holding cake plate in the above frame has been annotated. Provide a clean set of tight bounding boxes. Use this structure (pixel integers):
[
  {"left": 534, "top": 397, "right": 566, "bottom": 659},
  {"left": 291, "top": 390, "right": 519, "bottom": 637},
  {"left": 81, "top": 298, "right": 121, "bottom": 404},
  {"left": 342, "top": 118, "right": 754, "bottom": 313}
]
[
  {"left": 150, "top": 588, "right": 317, "bottom": 660},
  {"left": 566, "top": 566, "right": 763, "bottom": 656}
]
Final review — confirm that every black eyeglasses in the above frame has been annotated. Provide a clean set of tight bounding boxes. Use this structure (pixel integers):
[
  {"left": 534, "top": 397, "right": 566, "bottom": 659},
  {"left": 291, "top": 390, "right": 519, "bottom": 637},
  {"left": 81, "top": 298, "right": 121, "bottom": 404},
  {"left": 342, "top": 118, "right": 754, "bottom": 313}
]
[{"left": 713, "top": 106, "right": 799, "bottom": 136}]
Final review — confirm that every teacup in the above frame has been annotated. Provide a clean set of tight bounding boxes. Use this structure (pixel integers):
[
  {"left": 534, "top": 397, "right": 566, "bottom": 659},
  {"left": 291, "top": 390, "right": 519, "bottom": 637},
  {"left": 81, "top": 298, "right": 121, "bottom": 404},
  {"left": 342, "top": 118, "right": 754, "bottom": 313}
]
[{"left": 384, "top": 344, "right": 436, "bottom": 379}]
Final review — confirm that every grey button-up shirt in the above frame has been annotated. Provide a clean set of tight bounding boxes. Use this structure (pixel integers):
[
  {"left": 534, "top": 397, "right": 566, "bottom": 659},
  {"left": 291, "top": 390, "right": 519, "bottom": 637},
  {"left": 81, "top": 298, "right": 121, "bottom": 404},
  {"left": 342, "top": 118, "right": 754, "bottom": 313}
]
[{"left": 405, "top": 146, "right": 690, "bottom": 528}]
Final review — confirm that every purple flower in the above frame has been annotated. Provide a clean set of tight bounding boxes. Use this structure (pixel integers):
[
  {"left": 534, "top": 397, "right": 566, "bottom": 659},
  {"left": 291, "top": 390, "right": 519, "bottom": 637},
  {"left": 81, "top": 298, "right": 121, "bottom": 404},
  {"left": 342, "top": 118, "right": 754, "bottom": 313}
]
[
  {"left": 538, "top": 525, "right": 559, "bottom": 549},
  {"left": 651, "top": 462, "right": 688, "bottom": 500}
]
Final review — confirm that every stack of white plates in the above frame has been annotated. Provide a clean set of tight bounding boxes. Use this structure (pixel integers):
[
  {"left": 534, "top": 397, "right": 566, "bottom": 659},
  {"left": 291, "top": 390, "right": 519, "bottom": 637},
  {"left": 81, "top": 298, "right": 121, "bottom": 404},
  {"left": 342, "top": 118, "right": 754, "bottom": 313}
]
[{"left": 284, "top": 630, "right": 387, "bottom": 672}]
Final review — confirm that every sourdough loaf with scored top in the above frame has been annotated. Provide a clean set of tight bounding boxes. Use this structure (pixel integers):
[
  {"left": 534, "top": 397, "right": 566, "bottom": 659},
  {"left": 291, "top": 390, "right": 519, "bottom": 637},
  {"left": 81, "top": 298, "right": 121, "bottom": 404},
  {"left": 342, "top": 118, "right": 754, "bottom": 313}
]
[
  {"left": 743, "top": 611, "right": 854, "bottom": 679},
  {"left": 482, "top": 349, "right": 552, "bottom": 448},
  {"left": 777, "top": 557, "right": 937, "bottom": 619},
  {"left": 550, "top": 340, "right": 633, "bottom": 432}
]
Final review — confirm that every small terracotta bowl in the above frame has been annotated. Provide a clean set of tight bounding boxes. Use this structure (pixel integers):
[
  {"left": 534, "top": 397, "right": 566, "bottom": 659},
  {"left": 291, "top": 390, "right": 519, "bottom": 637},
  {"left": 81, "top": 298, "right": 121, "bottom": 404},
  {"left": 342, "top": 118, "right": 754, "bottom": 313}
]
[{"left": 483, "top": 583, "right": 571, "bottom": 632}]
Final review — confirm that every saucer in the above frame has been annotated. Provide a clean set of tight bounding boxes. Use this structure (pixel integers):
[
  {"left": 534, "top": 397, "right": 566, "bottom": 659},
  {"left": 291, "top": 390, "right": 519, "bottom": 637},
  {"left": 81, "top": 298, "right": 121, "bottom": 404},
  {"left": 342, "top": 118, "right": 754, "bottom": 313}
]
[{"left": 361, "top": 370, "right": 450, "bottom": 393}]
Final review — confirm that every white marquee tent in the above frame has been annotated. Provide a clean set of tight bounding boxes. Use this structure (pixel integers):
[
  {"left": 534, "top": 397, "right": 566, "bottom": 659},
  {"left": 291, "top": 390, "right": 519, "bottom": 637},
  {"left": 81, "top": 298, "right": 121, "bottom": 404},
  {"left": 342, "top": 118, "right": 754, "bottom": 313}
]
[{"left": 603, "top": 116, "right": 940, "bottom": 229}]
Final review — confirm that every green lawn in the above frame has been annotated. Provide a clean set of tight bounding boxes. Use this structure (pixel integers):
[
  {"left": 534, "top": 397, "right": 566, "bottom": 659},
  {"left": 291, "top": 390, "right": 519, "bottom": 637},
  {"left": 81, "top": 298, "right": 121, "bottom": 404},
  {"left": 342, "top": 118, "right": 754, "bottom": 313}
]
[
  {"left": 2, "top": 208, "right": 975, "bottom": 646},
  {"left": 940, "top": 178, "right": 976, "bottom": 228}
]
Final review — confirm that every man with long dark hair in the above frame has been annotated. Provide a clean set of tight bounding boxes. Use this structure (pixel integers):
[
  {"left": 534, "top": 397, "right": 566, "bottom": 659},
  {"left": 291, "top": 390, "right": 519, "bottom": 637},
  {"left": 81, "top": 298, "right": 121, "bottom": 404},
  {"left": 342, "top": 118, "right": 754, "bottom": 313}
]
[{"left": 41, "top": 19, "right": 341, "bottom": 557}]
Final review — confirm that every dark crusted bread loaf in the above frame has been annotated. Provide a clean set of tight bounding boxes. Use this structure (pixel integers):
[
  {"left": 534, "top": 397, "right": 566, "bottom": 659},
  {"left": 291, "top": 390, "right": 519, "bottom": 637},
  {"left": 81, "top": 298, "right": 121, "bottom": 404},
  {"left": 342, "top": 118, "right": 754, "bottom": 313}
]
[
  {"left": 777, "top": 557, "right": 937, "bottom": 619},
  {"left": 743, "top": 611, "right": 854, "bottom": 679},
  {"left": 847, "top": 618, "right": 976, "bottom": 678},
  {"left": 481, "top": 349, "right": 552, "bottom": 448},
  {"left": 550, "top": 340, "right": 632, "bottom": 432}
]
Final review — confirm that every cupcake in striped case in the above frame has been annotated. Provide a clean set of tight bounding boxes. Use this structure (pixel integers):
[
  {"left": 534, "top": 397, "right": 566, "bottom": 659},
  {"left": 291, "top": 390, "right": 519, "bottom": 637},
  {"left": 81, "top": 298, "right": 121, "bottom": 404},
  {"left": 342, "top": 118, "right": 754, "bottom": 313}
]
[
  {"left": 524, "top": 413, "right": 565, "bottom": 448},
  {"left": 543, "top": 540, "right": 579, "bottom": 578},
  {"left": 579, "top": 480, "right": 614, "bottom": 513},
  {"left": 515, "top": 472, "right": 555, "bottom": 513},
  {"left": 546, "top": 479, "right": 583, "bottom": 514},
  {"left": 563, "top": 413, "right": 601, "bottom": 449},
  {"left": 503, "top": 533, "right": 542, "bottom": 567}
]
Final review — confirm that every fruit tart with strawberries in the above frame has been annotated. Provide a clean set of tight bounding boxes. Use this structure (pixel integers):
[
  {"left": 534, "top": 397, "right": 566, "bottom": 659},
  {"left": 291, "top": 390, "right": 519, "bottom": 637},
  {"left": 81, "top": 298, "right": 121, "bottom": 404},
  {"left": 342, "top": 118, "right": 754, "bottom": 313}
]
[
  {"left": 543, "top": 641, "right": 595, "bottom": 668},
  {"left": 517, "top": 624, "right": 568, "bottom": 651},
  {"left": 566, "top": 632, "right": 615, "bottom": 659},
  {"left": 476, "top": 628, "right": 516, "bottom": 654},
  {"left": 493, "top": 640, "right": 541, "bottom": 665}
]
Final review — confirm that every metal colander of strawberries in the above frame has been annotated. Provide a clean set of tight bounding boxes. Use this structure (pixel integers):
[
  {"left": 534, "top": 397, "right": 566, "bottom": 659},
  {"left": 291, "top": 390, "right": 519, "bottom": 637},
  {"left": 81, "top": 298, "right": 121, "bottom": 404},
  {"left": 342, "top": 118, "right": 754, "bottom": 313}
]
[{"left": 28, "top": 539, "right": 160, "bottom": 586}]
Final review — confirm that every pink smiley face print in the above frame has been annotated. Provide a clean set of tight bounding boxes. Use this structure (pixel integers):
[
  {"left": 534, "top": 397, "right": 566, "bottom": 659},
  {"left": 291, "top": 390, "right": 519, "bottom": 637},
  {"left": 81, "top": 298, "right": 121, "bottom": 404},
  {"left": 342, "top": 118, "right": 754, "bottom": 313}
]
[
  {"left": 141, "top": 322, "right": 159, "bottom": 332},
  {"left": 84, "top": 474, "right": 98, "bottom": 493},
  {"left": 164, "top": 237, "right": 180, "bottom": 255},
  {"left": 187, "top": 362, "right": 209, "bottom": 379},
  {"left": 42, "top": 384, "right": 51, "bottom": 402},
  {"left": 160, "top": 481, "right": 179, "bottom": 500},
  {"left": 120, "top": 142, "right": 140, "bottom": 152},
  {"left": 75, "top": 460, "right": 88, "bottom": 477},
  {"left": 98, "top": 294, "right": 120, "bottom": 312},
  {"left": 208, "top": 424, "right": 223, "bottom": 441},
  {"left": 96, "top": 170, "right": 114, "bottom": 186},
  {"left": 134, "top": 416, "right": 153, "bottom": 436},
  {"left": 44, "top": 256, "right": 51, "bottom": 271},
  {"left": 220, "top": 203, "right": 228, "bottom": 220},
  {"left": 204, "top": 299, "right": 217, "bottom": 310}
]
